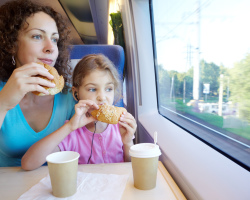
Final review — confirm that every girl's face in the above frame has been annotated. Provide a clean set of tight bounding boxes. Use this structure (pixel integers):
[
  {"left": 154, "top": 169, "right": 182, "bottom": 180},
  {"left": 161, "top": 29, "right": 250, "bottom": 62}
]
[
  {"left": 15, "top": 12, "right": 59, "bottom": 67},
  {"left": 75, "top": 69, "right": 115, "bottom": 105}
]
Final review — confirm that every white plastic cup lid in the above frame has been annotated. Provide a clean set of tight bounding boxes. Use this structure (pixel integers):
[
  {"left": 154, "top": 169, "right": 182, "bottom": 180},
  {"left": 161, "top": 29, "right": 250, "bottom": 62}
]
[
  {"left": 129, "top": 143, "right": 161, "bottom": 158},
  {"left": 46, "top": 151, "right": 80, "bottom": 164}
]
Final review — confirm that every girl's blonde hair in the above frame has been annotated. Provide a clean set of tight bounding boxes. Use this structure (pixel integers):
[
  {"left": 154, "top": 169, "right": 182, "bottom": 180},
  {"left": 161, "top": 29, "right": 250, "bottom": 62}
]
[{"left": 72, "top": 54, "right": 122, "bottom": 103}]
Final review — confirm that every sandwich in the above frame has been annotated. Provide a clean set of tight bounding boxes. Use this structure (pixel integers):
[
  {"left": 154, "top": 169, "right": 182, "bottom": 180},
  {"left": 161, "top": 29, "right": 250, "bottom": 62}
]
[
  {"left": 91, "top": 104, "right": 127, "bottom": 124},
  {"left": 32, "top": 62, "right": 64, "bottom": 96}
]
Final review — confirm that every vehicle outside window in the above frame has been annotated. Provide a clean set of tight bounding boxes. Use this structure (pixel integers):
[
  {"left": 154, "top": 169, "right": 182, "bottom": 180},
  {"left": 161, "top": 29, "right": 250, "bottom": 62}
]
[{"left": 151, "top": 0, "right": 250, "bottom": 170}]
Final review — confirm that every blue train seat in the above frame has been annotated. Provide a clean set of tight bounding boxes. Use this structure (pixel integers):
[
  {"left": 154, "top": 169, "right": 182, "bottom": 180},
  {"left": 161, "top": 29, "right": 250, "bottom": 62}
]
[{"left": 69, "top": 44, "right": 125, "bottom": 107}]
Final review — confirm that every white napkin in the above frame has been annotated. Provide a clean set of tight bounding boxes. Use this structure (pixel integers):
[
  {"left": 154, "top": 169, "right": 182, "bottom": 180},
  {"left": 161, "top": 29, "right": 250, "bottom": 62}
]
[{"left": 18, "top": 172, "right": 129, "bottom": 200}]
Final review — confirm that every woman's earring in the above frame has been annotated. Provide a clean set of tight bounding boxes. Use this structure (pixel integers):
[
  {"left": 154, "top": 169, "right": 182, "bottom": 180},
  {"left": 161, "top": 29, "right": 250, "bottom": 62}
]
[
  {"left": 74, "top": 92, "right": 79, "bottom": 101},
  {"left": 12, "top": 56, "right": 16, "bottom": 66}
]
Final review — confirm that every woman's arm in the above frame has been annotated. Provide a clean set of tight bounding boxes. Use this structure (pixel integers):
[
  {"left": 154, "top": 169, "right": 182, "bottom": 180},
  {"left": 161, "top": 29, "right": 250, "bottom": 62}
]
[
  {"left": 21, "top": 122, "right": 73, "bottom": 170},
  {"left": 21, "top": 100, "right": 99, "bottom": 170},
  {"left": 0, "top": 108, "right": 7, "bottom": 131}
]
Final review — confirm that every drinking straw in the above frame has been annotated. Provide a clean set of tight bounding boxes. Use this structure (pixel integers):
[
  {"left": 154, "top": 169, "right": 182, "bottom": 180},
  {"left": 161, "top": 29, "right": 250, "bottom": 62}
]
[{"left": 154, "top": 131, "right": 157, "bottom": 145}]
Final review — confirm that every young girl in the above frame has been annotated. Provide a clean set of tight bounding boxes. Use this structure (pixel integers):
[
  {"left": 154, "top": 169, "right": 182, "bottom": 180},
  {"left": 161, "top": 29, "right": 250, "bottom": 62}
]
[{"left": 21, "top": 54, "right": 137, "bottom": 170}]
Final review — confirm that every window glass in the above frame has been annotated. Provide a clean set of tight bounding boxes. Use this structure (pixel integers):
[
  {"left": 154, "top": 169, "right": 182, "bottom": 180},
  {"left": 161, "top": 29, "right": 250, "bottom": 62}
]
[{"left": 151, "top": 0, "right": 250, "bottom": 170}]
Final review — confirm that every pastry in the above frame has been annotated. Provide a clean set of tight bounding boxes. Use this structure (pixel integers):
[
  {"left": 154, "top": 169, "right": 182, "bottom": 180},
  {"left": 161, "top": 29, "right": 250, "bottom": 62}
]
[
  {"left": 32, "top": 62, "right": 64, "bottom": 96},
  {"left": 91, "top": 104, "right": 127, "bottom": 124}
]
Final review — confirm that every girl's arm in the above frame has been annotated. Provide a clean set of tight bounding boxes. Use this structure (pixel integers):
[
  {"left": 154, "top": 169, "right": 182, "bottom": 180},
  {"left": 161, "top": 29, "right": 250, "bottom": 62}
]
[
  {"left": 21, "top": 100, "right": 99, "bottom": 170},
  {"left": 122, "top": 140, "right": 134, "bottom": 162},
  {"left": 119, "top": 112, "right": 137, "bottom": 162}
]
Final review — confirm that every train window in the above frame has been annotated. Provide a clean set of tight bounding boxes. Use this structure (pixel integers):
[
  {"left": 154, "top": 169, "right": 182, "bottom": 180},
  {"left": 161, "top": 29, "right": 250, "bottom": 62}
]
[{"left": 151, "top": 0, "right": 250, "bottom": 170}]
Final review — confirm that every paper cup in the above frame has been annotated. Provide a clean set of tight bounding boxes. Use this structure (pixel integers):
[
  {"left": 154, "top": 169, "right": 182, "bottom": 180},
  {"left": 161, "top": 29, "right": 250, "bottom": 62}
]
[
  {"left": 46, "top": 151, "right": 80, "bottom": 198},
  {"left": 129, "top": 143, "right": 161, "bottom": 190}
]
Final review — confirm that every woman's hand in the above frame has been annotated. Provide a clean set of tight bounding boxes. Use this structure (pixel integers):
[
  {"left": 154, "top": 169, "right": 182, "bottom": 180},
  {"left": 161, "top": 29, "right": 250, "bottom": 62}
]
[
  {"left": 0, "top": 62, "right": 55, "bottom": 112},
  {"left": 119, "top": 112, "right": 137, "bottom": 145},
  {"left": 68, "top": 100, "right": 99, "bottom": 131}
]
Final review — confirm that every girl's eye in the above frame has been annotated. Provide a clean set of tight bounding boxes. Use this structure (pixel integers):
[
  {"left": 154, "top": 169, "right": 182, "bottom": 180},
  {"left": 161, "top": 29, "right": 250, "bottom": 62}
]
[
  {"left": 89, "top": 88, "right": 96, "bottom": 92},
  {"left": 32, "top": 35, "right": 42, "bottom": 40},
  {"left": 106, "top": 87, "right": 113, "bottom": 92}
]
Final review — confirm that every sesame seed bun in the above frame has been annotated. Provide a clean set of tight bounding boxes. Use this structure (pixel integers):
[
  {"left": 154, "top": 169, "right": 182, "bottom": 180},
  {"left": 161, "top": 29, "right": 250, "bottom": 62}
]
[{"left": 91, "top": 104, "right": 127, "bottom": 124}]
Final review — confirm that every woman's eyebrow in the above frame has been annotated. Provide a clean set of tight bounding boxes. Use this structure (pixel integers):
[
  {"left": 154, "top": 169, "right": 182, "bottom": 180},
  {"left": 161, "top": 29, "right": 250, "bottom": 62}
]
[{"left": 26, "top": 28, "right": 59, "bottom": 36}]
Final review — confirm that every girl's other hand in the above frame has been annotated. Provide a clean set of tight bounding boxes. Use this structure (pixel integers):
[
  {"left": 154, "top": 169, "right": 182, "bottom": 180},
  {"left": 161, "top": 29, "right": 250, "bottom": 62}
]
[{"left": 119, "top": 111, "right": 137, "bottom": 145}]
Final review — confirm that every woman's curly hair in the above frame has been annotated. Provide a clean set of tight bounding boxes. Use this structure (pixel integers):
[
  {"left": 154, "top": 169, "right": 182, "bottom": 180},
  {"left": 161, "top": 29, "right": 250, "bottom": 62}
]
[{"left": 0, "top": 0, "right": 72, "bottom": 90}]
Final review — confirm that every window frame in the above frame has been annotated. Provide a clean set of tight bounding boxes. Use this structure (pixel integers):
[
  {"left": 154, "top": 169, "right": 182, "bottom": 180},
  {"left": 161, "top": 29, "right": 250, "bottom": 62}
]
[{"left": 121, "top": 0, "right": 250, "bottom": 199}]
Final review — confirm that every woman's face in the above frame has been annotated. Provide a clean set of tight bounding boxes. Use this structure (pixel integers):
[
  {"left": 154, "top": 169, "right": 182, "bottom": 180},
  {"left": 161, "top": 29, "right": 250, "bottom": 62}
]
[
  {"left": 76, "top": 69, "right": 115, "bottom": 106},
  {"left": 15, "top": 12, "right": 59, "bottom": 67}
]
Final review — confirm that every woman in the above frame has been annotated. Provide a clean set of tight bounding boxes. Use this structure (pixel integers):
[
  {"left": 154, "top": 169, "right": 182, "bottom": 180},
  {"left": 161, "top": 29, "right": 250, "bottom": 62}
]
[{"left": 0, "top": 0, "right": 76, "bottom": 166}]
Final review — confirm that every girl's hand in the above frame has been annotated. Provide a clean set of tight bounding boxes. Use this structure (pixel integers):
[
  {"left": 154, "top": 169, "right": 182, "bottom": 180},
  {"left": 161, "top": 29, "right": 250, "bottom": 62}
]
[
  {"left": 68, "top": 100, "right": 99, "bottom": 131},
  {"left": 0, "top": 62, "right": 55, "bottom": 112},
  {"left": 119, "top": 111, "right": 137, "bottom": 145}
]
